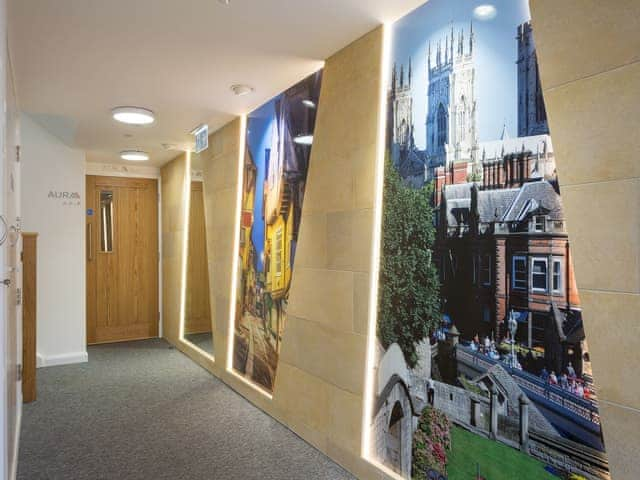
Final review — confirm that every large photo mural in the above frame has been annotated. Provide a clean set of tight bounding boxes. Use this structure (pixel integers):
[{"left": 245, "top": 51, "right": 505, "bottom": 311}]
[
  {"left": 232, "top": 71, "right": 323, "bottom": 393},
  {"left": 370, "top": 1, "right": 609, "bottom": 479}
]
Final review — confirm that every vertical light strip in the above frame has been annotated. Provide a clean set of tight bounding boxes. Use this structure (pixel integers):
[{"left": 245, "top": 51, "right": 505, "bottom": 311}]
[
  {"left": 362, "top": 22, "right": 394, "bottom": 464},
  {"left": 178, "top": 151, "right": 192, "bottom": 341}
]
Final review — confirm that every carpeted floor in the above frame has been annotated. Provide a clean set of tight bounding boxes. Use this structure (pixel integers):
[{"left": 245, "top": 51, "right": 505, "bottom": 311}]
[{"left": 17, "top": 339, "right": 356, "bottom": 480}]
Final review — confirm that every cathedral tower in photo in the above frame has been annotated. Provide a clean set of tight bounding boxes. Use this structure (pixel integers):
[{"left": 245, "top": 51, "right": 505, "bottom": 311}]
[
  {"left": 517, "top": 21, "right": 549, "bottom": 136},
  {"left": 389, "top": 60, "right": 414, "bottom": 163},
  {"left": 426, "top": 23, "right": 479, "bottom": 172}
]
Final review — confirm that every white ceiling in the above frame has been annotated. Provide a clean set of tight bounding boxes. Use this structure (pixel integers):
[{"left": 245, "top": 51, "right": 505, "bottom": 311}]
[{"left": 9, "top": 0, "right": 426, "bottom": 167}]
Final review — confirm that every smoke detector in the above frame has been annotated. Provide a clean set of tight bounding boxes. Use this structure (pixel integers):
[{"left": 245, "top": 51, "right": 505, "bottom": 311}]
[{"left": 230, "top": 84, "right": 254, "bottom": 96}]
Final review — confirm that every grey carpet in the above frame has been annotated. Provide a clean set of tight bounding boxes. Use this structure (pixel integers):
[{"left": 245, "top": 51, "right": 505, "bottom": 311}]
[{"left": 17, "top": 339, "right": 356, "bottom": 480}]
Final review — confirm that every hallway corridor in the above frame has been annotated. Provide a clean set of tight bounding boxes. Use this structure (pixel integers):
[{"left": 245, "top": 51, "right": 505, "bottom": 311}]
[{"left": 17, "top": 340, "right": 355, "bottom": 480}]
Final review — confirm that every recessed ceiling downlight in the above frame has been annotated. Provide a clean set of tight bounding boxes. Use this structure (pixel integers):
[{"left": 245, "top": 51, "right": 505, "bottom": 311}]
[
  {"left": 473, "top": 4, "right": 497, "bottom": 20},
  {"left": 230, "top": 84, "right": 254, "bottom": 96},
  {"left": 120, "top": 150, "right": 150, "bottom": 161},
  {"left": 112, "top": 106, "right": 155, "bottom": 125}
]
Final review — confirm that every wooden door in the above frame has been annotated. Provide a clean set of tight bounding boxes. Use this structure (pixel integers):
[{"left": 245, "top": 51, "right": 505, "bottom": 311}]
[
  {"left": 86, "top": 176, "right": 159, "bottom": 344},
  {"left": 185, "top": 181, "right": 211, "bottom": 334},
  {"left": 22, "top": 233, "right": 37, "bottom": 403}
]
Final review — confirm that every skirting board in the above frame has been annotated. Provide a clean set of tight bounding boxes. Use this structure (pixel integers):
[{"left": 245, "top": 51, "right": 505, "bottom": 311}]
[{"left": 36, "top": 351, "right": 88, "bottom": 368}]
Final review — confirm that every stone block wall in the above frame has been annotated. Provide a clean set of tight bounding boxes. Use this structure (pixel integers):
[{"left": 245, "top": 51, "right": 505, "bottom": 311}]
[{"left": 531, "top": 1, "right": 640, "bottom": 478}]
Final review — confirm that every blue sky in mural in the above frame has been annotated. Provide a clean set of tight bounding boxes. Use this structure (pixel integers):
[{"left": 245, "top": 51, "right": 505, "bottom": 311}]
[
  {"left": 392, "top": 0, "right": 531, "bottom": 148},
  {"left": 246, "top": 97, "right": 278, "bottom": 273}
]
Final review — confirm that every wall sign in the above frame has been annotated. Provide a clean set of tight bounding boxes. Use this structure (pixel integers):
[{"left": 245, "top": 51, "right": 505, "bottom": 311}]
[
  {"left": 192, "top": 124, "right": 209, "bottom": 153},
  {"left": 48, "top": 190, "right": 81, "bottom": 207},
  {"left": 367, "top": 2, "right": 608, "bottom": 479}
]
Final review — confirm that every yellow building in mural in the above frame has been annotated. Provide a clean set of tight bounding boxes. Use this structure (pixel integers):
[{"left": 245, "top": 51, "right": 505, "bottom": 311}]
[
  {"left": 262, "top": 118, "right": 298, "bottom": 350},
  {"left": 238, "top": 146, "right": 257, "bottom": 324},
  {"left": 265, "top": 201, "right": 294, "bottom": 300}
]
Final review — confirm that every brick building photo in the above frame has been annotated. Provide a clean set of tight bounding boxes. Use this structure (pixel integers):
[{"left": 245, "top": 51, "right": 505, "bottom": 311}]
[{"left": 372, "top": 2, "right": 608, "bottom": 478}]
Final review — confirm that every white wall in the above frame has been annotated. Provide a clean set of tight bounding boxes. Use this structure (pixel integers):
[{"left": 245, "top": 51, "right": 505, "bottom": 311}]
[{"left": 20, "top": 114, "right": 87, "bottom": 367}]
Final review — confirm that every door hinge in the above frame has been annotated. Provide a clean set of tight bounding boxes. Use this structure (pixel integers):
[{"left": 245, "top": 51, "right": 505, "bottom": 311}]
[
  {"left": 16, "top": 364, "right": 22, "bottom": 382},
  {"left": 16, "top": 287, "right": 22, "bottom": 306},
  {"left": 16, "top": 145, "right": 20, "bottom": 163}
]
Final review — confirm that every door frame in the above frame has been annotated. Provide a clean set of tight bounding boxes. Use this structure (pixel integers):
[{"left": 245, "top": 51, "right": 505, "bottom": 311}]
[{"left": 85, "top": 163, "right": 164, "bottom": 339}]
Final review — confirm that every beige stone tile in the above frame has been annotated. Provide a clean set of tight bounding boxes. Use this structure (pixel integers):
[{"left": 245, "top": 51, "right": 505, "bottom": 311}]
[
  {"left": 206, "top": 225, "right": 235, "bottom": 261},
  {"left": 281, "top": 412, "right": 328, "bottom": 454},
  {"left": 353, "top": 272, "right": 371, "bottom": 336},
  {"left": 288, "top": 268, "right": 354, "bottom": 333},
  {"left": 220, "top": 120, "right": 241, "bottom": 154},
  {"left": 161, "top": 232, "right": 177, "bottom": 260},
  {"left": 314, "top": 86, "right": 378, "bottom": 161},
  {"left": 272, "top": 361, "right": 331, "bottom": 435},
  {"left": 213, "top": 293, "right": 231, "bottom": 338},
  {"left": 325, "top": 440, "right": 384, "bottom": 480},
  {"left": 353, "top": 143, "right": 379, "bottom": 210},
  {"left": 162, "top": 204, "right": 182, "bottom": 233},
  {"left": 303, "top": 149, "right": 355, "bottom": 214},
  {"left": 207, "top": 187, "right": 238, "bottom": 229},
  {"left": 579, "top": 290, "right": 640, "bottom": 409},
  {"left": 561, "top": 179, "right": 640, "bottom": 293},
  {"left": 204, "top": 149, "right": 239, "bottom": 192},
  {"left": 531, "top": 0, "right": 640, "bottom": 89},
  {"left": 300, "top": 29, "right": 382, "bottom": 216},
  {"left": 210, "top": 258, "right": 233, "bottom": 295},
  {"left": 207, "top": 130, "right": 224, "bottom": 158},
  {"left": 326, "top": 209, "right": 373, "bottom": 272},
  {"left": 598, "top": 401, "right": 640, "bottom": 480},
  {"left": 206, "top": 259, "right": 216, "bottom": 293},
  {"left": 279, "top": 315, "right": 367, "bottom": 395},
  {"left": 328, "top": 386, "right": 364, "bottom": 453},
  {"left": 294, "top": 212, "right": 328, "bottom": 269},
  {"left": 326, "top": 211, "right": 356, "bottom": 270},
  {"left": 547, "top": 62, "right": 640, "bottom": 186},
  {"left": 351, "top": 209, "right": 374, "bottom": 272}
]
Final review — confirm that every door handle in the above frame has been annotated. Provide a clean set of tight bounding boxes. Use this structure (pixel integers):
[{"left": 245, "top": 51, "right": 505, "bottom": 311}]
[{"left": 87, "top": 223, "right": 93, "bottom": 261}]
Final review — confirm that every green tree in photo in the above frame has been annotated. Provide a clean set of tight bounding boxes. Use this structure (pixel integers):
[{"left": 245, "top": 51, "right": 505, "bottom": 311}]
[{"left": 378, "top": 155, "right": 441, "bottom": 368}]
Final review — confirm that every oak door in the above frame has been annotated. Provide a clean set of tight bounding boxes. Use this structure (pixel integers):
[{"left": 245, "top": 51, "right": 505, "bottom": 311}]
[{"left": 86, "top": 176, "right": 159, "bottom": 344}]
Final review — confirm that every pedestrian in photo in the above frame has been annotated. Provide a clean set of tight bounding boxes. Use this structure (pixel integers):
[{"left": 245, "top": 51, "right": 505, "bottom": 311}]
[
  {"left": 559, "top": 372, "right": 569, "bottom": 389},
  {"left": 427, "top": 378, "right": 435, "bottom": 405},
  {"left": 540, "top": 367, "right": 549, "bottom": 382}
]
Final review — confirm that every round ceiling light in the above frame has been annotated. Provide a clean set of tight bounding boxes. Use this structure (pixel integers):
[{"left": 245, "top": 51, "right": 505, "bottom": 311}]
[
  {"left": 112, "top": 106, "right": 155, "bottom": 125},
  {"left": 473, "top": 4, "right": 497, "bottom": 20},
  {"left": 120, "top": 150, "right": 150, "bottom": 161},
  {"left": 230, "top": 84, "right": 254, "bottom": 96}
]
